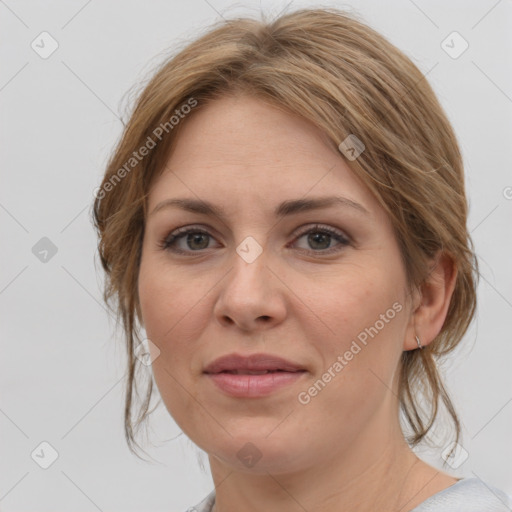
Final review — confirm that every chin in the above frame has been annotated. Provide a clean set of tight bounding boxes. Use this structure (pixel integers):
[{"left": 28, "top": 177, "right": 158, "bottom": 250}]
[{"left": 203, "top": 429, "right": 309, "bottom": 475}]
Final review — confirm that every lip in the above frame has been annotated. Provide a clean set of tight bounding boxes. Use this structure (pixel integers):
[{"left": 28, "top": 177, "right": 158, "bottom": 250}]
[
  {"left": 203, "top": 353, "right": 307, "bottom": 398},
  {"left": 203, "top": 353, "right": 306, "bottom": 374}
]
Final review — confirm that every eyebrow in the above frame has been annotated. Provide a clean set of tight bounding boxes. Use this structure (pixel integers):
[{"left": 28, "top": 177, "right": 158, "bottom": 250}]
[{"left": 150, "top": 196, "right": 370, "bottom": 219}]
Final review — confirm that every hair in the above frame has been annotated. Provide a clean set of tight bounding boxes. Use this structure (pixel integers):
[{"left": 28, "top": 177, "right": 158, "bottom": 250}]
[{"left": 92, "top": 6, "right": 478, "bottom": 461}]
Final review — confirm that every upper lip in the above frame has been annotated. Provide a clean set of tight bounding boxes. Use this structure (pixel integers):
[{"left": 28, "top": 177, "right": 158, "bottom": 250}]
[{"left": 203, "top": 353, "right": 306, "bottom": 374}]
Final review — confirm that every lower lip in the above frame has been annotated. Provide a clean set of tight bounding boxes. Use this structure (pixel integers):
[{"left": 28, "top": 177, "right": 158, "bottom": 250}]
[{"left": 205, "top": 371, "right": 307, "bottom": 397}]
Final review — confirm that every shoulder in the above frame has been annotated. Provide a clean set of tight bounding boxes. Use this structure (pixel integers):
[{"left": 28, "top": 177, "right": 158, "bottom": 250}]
[
  {"left": 181, "top": 491, "right": 216, "bottom": 512},
  {"left": 412, "top": 477, "right": 512, "bottom": 512},
  {"left": 181, "top": 481, "right": 512, "bottom": 512}
]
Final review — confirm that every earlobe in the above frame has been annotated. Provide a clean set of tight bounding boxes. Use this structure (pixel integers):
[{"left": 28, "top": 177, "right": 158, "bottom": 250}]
[{"left": 403, "top": 252, "right": 457, "bottom": 352}]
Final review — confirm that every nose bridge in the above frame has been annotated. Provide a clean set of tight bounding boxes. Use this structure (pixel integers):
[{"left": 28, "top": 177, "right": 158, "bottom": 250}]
[
  {"left": 228, "top": 235, "right": 270, "bottom": 297},
  {"left": 235, "top": 234, "right": 266, "bottom": 266},
  {"left": 214, "top": 235, "right": 285, "bottom": 330}
]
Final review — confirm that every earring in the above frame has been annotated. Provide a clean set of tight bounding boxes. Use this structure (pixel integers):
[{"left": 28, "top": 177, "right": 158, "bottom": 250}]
[{"left": 415, "top": 335, "right": 422, "bottom": 350}]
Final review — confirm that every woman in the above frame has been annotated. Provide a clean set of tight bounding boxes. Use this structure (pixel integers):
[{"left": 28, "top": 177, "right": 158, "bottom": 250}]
[{"left": 92, "top": 7, "right": 512, "bottom": 512}]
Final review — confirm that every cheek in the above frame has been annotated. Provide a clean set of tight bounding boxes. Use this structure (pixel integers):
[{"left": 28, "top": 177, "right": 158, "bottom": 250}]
[
  {"left": 304, "top": 262, "right": 406, "bottom": 402},
  {"left": 138, "top": 256, "right": 201, "bottom": 342},
  {"left": 138, "top": 262, "right": 206, "bottom": 430},
  {"left": 315, "top": 261, "right": 405, "bottom": 344},
  {"left": 137, "top": 257, "right": 215, "bottom": 392}
]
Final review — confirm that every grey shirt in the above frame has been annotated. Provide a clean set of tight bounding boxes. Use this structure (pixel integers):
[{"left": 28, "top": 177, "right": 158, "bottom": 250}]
[{"left": 185, "top": 478, "right": 512, "bottom": 512}]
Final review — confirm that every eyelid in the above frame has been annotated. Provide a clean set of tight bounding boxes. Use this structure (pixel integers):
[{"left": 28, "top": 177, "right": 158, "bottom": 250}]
[{"left": 291, "top": 223, "right": 351, "bottom": 243}]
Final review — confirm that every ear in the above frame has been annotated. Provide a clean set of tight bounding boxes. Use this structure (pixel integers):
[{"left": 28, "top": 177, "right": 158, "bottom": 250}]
[{"left": 403, "top": 251, "right": 457, "bottom": 351}]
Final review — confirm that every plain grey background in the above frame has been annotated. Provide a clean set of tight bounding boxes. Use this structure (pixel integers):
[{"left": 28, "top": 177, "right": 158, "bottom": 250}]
[{"left": 1, "top": 0, "right": 511, "bottom": 511}]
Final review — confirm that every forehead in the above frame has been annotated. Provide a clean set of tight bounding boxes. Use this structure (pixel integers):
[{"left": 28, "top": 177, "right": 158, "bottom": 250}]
[
  {"left": 147, "top": 94, "right": 379, "bottom": 218},
  {"left": 174, "top": 95, "right": 329, "bottom": 156}
]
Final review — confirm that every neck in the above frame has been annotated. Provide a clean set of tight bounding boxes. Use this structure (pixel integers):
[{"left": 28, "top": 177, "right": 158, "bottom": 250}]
[{"left": 207, "top": 423, "right": 450, "bottom": 512}]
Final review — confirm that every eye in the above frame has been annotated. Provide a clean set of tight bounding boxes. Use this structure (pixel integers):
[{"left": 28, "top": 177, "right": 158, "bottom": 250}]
[
  {"left": 159, "top": 224, "right": 350, "bottom": 255},
  {"left": 159, "top": 226, "right": 218, "bottom": 254},
  {"left": 290, "top": 224, "right": 350, "bottom": 254}
]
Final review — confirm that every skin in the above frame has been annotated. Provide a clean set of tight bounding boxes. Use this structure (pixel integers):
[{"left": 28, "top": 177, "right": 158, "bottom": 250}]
[{"left": 138, "top": 93, "right": 459, "bottom": 512}]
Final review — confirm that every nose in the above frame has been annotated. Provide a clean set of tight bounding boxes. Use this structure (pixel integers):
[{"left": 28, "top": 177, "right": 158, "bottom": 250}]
[{"left": 213, "top": 246, "right": 287, "bottom": 332}]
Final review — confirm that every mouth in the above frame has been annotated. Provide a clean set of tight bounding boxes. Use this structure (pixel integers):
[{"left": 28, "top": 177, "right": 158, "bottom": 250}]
[
  {"left": 203, "top": 353, "right": 307, "bottom": 397},
  {"left": 203, "top": 354, "right": 307, "bottom": 397},
  {"left": 203, "top": 352, "right": 306, "bottom": 375},
  {"left": 214, "top": 369, "right": 306, "bottom": 375}
]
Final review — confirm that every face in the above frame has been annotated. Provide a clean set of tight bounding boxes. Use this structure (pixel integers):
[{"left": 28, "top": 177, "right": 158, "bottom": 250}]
[{"left": 138, "top": 94, "right": 414, "bottom": 475}]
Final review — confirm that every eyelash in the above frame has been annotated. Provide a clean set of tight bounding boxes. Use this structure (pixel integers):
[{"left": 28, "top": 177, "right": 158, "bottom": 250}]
[{"left": 158, "top": 224, "right": 351, "bottom": 256}]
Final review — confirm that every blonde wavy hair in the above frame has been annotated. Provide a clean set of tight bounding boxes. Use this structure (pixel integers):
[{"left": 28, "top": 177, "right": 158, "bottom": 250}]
[{"left": 92, "top": 7, "right": 478, "bottom": 460}]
